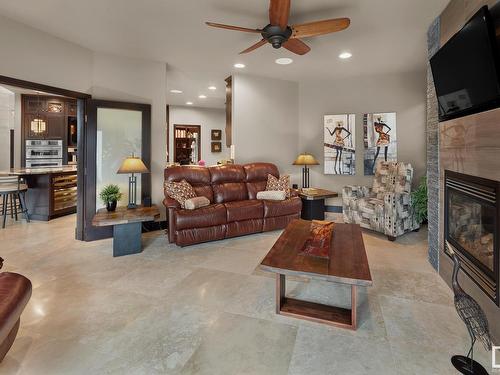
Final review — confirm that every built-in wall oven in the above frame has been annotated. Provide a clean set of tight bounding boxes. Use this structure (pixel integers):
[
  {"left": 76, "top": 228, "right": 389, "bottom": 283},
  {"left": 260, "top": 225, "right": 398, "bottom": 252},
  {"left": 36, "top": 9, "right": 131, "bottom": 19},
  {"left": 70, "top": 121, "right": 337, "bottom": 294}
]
[{"left": 25, "top": 140, "right": 63, "bottom": 168}]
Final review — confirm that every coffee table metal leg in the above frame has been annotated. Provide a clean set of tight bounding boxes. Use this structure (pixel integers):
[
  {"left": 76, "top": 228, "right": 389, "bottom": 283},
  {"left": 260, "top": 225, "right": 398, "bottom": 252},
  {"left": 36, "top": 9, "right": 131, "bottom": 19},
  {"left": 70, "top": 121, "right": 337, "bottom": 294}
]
[
  {"left": 113, "top": 222, "right": 142, "bottom": 257},
  {"left": 276, "top": 274, "right": 285, "bottom": 313},
  {"left": 351, "top": 285, "right": 357, "bottom": 330}
]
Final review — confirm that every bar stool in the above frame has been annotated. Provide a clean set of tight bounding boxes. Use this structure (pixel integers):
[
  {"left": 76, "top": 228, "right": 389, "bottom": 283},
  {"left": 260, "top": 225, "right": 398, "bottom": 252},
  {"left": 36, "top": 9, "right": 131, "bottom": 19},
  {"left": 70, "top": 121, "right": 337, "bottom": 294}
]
[{"left": 0, "top": 176, "right": 30, "bottom": 229}]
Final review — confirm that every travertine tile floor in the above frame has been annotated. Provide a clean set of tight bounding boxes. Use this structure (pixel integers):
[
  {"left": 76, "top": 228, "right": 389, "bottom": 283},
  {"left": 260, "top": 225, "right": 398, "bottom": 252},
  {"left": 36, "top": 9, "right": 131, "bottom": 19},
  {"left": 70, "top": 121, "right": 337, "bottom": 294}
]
[{"left": 0, "top": 214, "right": 493, "bottom": 374}]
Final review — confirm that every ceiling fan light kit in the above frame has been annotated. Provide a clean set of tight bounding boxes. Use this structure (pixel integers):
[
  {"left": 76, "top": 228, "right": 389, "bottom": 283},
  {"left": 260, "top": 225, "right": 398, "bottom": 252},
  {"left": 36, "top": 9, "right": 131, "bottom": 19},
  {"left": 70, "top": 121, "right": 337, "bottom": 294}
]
[{"left": 206, "top": 0, "right": 350, "bottom": 56}]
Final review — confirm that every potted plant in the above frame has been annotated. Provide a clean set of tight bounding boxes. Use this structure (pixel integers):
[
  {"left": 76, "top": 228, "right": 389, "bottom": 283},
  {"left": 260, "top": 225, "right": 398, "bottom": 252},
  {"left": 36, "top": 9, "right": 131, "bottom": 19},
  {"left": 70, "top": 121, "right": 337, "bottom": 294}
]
[
  {"left": 99, "top": 184, "right": 122, "bottom": 212},
  {"left": 411, "top": 176, "right": 428, "bottom": 225}
]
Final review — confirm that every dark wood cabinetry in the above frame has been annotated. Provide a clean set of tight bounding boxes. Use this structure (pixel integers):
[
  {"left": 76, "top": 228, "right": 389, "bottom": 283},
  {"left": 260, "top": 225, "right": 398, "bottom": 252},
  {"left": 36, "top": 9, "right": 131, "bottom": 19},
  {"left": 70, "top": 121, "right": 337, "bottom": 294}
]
[
  {"left": 23, "top": 171, "right": 77, "bottom": 221},
  {"left": 21, "top": 95, "right": 78, "bottom": 166}
]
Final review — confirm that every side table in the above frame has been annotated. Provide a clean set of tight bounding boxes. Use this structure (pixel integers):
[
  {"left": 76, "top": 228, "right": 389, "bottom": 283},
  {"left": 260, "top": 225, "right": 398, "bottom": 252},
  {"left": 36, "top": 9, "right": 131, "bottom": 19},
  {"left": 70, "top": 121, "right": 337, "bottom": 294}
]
[
  {"left": 298, "top": 188, "right": 338, "bottom": 220},
  {"left": 92, "top": 205, "right": 160, "bottom": 257}
]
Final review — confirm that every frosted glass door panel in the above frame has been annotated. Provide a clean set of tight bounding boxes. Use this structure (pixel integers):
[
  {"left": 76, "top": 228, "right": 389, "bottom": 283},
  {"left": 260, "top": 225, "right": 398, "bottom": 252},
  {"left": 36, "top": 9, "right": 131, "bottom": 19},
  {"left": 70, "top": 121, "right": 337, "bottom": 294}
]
[{"left": 96, "top": 108, "right": 142, "bottom": 210}]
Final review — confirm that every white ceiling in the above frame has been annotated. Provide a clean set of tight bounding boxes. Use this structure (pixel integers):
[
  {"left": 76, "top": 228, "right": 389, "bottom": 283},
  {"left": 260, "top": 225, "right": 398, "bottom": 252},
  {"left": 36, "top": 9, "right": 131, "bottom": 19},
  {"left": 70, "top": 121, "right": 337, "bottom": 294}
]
[{"left": 0, "top": 0, "right": 449, "bottom": 108}]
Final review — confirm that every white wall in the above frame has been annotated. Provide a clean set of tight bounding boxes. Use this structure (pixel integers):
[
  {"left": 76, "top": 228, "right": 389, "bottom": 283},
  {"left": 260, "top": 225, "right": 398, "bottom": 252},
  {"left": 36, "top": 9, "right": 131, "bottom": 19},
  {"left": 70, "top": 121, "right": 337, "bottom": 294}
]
[
  {"left": 232, "top": 74, "right": 300, "bottom": 184},
  {"left": 299, "top": 71, "right": 427, "bottom": 203},
  {"left": 0, "top": 15, "right": 92, "bottom": 93},
  {"left": 90, "top": 52, "right": 167, "bottom": 214},
  {"left": 168, "top": 106, "right": 227, "bottom": 166}
]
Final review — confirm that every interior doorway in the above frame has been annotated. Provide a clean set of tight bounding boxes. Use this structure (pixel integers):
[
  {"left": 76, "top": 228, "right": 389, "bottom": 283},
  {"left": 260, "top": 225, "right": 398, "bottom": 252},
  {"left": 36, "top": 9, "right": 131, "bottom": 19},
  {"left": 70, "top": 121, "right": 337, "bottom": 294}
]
[
  {"left": 0, "top": 75, "right": 89, "bottom": 240},
  {"left": 173, "top": 124, "right": 201, "bottom": 165}
]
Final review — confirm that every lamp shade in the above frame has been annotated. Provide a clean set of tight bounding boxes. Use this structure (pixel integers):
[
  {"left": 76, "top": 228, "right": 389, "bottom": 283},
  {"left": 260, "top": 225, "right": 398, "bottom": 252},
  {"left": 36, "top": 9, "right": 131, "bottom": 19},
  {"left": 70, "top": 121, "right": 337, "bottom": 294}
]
[
  {"left": 117, "top": 156, "right": 149, "bottom": 174},
  {"left": 293, "top": 153, "right": 320, "bottom": 166}
]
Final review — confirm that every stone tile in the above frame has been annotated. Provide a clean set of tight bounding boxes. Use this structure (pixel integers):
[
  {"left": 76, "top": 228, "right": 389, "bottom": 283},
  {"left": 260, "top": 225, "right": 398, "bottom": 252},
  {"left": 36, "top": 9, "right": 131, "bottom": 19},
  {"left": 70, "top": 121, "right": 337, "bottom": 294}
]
[
  {"left": 288, "top": 325, "right": 397, "bottom": 375},
  {"left": 369, "top": 267, "right": 453, "bottom": 306},
  {"left": 180, "top": 312, "right": 297, "bottom": 375},
  {"left": 166, "top": 268, "right": 250, "bottom": 311},
  {"left": 196, "top": 246, "right": 264, "bottom": 275}
]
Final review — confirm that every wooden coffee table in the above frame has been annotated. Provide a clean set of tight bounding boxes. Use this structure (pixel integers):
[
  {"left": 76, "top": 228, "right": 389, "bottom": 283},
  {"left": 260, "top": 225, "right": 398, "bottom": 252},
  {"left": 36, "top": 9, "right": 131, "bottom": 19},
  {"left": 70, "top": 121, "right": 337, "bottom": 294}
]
[
  {"left": 92, "top": 205, "right": 160, "bottom": 257},
  {"left": 260, "top": 219, "right": 372, "bottom": 330}
]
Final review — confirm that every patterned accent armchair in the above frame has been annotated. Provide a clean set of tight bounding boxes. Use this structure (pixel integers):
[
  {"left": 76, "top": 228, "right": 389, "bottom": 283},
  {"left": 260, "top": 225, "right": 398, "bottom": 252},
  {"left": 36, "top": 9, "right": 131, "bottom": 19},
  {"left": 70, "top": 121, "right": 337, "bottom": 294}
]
[{"left": 342, "top": 161, "right": 419, "bottom": 241}]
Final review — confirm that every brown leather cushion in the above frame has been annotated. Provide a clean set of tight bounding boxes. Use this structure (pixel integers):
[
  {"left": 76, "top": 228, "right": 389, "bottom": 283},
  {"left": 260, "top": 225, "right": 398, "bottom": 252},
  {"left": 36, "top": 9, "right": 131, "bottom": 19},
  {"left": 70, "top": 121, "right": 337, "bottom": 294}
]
[
  {"left": 226, "top": 219, "right": 263, "bottom": 238},
  {"left": 263, "top": 196, "right": 302, "bottom": 218},
  {"left": 209, "top": 164, "right": 246, "bottom": 183},
  {"left": 224, "top": 200, "right": 263, "bottom": 222},
  {"left": 213, "top": 183, "right": 248, "bottom": 203},
  {"left": 244, "top": 163, "right": 279, "bottom": 200},
  {"left": 0, "top": 272, "right": 32, "bottom": 344},
  {"left": 209, "top": 165, "right": 248, "bottom": 203},
  {"left": 165, "top": 166, "right": 213, "bottom": 202},
  {"left": 243, "top": 163, "right": 279, "bottom": 182},
  {"left": 175, "top": 204, "right": 227, "bottom": 230}
]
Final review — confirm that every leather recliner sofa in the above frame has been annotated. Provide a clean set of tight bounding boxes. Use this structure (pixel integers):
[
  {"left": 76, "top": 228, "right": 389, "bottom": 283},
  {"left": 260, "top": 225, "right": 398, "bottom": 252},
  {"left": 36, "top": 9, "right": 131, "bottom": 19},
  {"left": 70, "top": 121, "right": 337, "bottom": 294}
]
[{"left": 164, "top": 162, "right": 302, "bottom": 246}]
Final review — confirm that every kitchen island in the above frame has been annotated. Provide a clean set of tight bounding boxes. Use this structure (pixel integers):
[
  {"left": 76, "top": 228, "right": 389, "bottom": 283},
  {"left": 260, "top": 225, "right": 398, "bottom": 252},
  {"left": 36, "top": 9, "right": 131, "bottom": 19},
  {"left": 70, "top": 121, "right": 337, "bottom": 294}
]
[{"left": 3, "top": 166, "right": 77, "bottom": 221}]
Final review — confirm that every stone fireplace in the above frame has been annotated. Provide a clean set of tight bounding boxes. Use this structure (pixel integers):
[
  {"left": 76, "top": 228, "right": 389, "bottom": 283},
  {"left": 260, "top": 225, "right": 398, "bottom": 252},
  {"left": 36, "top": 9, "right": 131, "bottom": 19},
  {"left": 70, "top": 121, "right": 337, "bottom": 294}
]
[{"left": 444, "top": 170, "right": 499, "bottom": 305}]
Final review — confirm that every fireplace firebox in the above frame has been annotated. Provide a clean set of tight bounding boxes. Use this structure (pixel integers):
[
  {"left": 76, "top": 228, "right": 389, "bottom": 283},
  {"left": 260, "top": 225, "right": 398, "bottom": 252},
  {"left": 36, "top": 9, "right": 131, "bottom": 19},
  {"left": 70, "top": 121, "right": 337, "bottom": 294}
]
[{"left": 445, "top": 170, "right": 499, "bottom": 306}]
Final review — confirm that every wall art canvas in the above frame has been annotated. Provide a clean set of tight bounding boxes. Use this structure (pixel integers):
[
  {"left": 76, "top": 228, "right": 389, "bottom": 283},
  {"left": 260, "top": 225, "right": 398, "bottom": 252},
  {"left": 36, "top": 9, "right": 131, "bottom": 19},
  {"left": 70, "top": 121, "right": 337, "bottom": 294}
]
[
  {"left": 324, "top": 114, "right": 356, "bottom": 175},
  {"left": 363, "top": 112, "right": 397, "bottom": 175}
]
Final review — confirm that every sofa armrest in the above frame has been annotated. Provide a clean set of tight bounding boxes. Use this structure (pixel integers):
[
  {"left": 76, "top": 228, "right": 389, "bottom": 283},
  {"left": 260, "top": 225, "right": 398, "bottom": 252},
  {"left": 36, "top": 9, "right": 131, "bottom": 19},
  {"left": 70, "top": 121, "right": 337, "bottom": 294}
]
[
  {"left": 383, "top": 192, "right": 419, "bottom": 236},
  {"left": 163, "top": 197, "right": 180, "bottom": 243},
  {"left": 342, "top": 185, "right": 372, "bottom": 200},
  {"left": 289, "top": 188, "right": 299, "bottom": 198},
  {"left": 163, "top": 197, "right": 181, "bottom": 209}
]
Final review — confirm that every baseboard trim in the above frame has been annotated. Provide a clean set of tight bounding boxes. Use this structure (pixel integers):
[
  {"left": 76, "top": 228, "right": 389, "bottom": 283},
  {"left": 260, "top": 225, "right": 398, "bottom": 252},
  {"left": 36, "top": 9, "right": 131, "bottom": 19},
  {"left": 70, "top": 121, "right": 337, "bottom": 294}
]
[{"left": 325, "top": 205, "right": 342, "bottom": 213}]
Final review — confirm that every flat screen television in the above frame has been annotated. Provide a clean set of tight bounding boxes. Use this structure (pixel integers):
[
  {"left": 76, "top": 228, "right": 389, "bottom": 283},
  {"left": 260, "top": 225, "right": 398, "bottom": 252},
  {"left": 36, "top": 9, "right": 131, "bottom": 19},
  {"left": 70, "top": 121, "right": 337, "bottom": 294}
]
[{"left": 430, "top": 6, "right": 500, "bottom": 122}]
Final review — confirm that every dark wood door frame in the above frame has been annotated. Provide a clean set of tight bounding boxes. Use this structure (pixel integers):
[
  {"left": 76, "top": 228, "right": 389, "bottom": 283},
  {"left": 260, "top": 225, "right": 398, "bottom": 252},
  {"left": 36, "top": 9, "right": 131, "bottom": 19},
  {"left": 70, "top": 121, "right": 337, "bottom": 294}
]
[
  {"left": 84, "top": 100, "right": 152, "bottom": 241},
  {"left": 0, "top": 75, "right": 90, "bottom": 241}
]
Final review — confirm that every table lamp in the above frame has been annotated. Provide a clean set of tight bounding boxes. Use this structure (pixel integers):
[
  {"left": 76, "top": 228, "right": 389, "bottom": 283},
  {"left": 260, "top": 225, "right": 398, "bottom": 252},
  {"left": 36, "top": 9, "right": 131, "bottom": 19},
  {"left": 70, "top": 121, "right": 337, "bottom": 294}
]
[
  {"left": 117, "top": 155, "right": 149, "bottom": 208},
  {"left": 293, "top": 153, "right": 319, "bottom": 188}
]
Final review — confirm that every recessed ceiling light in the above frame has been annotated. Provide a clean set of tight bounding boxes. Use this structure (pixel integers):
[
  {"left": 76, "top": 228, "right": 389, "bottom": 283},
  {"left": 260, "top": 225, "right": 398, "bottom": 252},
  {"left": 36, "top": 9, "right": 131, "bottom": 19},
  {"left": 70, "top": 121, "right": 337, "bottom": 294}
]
[
  {"left": 186, "top": 101, "right": 193, "bottom": 105},
  {"left": 198, "top": 95, "right": 207, "bottom": 99},
  {"left": 208, "top": 86, "right": 217, "bottom": 91},
  {"left": 234, "top": 63, "right": 246, "bottom": 69},
  {"left": 170, "top": 89, "right": 183, "bottom": 94},
  {"left": 339, "top": 52, "right": 352, "bottom": 59},
  {"left": 275, "top": 58, "right": 293, "bottom": 65}
]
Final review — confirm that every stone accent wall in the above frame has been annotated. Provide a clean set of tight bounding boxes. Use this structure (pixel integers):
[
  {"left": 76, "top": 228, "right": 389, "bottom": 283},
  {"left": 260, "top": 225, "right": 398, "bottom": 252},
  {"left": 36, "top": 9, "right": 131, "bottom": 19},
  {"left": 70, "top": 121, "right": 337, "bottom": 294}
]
[{"left": 426, "top": 18, "right": 440, "bottom": 271}]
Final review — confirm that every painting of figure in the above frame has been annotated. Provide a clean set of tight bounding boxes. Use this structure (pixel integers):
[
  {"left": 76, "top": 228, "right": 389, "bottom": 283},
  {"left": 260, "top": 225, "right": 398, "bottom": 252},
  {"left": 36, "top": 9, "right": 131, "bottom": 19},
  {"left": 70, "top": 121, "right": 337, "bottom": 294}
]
[
  {"left": 363, "top": 112, "right": 397, "bottom": 175},
  {"left": 324, "top": 114, "right": 356, "bottom": 175}
]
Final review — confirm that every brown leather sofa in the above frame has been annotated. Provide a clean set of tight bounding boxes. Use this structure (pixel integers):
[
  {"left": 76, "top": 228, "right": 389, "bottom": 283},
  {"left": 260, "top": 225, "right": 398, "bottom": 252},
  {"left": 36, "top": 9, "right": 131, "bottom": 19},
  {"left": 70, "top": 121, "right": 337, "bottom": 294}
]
[
  {"left": 164, "top": 163, "right": 302, "bottom": 246},
  {"left": 0, "top": 258, "right": 32, "bottom": 362}
]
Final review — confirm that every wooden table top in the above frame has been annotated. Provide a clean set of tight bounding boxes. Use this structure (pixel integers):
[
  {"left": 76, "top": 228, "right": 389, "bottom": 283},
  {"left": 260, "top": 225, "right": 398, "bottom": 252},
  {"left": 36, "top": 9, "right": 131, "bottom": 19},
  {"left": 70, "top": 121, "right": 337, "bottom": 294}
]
[
  {"left": 298, "top": 188, "right": 338, "bottom": 200},
  {"left": 260, "top": 220, "right": 372, "bottom": 286},
  {"left": 92, "top": 205, "right": 160, "bottom": 227}
]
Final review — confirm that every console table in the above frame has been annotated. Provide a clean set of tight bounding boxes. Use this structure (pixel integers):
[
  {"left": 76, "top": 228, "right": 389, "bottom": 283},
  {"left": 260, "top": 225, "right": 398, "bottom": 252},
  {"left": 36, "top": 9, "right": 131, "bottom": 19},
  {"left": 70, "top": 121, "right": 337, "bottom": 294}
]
[
  {"left": 298, "top": 188, "right": 338, "bottom": 220},
  {"left": 92, "top": 205, "right": 160, "bottom": 257}
]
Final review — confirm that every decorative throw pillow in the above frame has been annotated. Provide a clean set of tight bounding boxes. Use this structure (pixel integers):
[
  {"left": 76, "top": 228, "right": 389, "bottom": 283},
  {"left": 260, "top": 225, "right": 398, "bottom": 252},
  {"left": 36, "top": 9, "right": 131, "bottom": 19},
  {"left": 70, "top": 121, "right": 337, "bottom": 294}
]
[
  {"left": 164, "top": 179, "right": 197, "bottom": 208},
  {"left": 256, "top": 190, "right": 286, "bottom": 201},
  {"left": 184, "top": 196, "right": 210, "bottom": 210},
  {"left": 266, "top": 174, "right": 290, "bottom": 198}
]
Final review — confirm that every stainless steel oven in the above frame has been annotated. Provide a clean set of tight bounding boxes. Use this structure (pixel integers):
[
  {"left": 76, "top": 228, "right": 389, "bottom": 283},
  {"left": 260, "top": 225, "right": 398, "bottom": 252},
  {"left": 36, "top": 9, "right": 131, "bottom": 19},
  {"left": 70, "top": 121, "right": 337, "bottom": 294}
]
[
  {"left": 26, "top": 140, "right": 63, "bottom": 160},
  {"left": 25, "top": 159, "right": 63, "bottom": 168}
]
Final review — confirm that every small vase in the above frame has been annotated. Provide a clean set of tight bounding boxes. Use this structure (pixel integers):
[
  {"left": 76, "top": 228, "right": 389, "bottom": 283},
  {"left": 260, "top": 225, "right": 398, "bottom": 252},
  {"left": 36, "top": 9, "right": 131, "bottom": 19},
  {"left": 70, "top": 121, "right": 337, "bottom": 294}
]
[{"left": 106, "top": 200, "right": 117, "bottom": 212}]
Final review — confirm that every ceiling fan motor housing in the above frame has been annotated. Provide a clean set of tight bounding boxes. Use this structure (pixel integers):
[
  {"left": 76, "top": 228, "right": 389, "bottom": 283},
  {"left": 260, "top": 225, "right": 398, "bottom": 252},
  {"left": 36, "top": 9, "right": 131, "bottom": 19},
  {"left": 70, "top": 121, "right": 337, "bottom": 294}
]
[{"left": 261, "top": 24, "right": 292, "bottom": 49}]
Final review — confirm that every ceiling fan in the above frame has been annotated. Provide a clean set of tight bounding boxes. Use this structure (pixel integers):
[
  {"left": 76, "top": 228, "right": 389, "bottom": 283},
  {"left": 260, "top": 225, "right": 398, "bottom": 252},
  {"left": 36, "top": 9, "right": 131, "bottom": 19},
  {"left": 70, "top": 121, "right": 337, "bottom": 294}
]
[{"left": 206, "top": 0, "right": 350, "bottom": 55}]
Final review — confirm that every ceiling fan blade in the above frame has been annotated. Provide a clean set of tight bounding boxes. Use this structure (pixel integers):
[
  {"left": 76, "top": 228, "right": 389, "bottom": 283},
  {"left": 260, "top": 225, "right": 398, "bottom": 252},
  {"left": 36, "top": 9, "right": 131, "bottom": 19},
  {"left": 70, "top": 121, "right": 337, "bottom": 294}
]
[
  {"left": 240, "top": 39, "right": 268, "bottom": 54},
  {"left": 269, "top": 0, "right": 291, "bottom": 30},
  {"left": 282, "top": 38, "right": 311, "bottom": 55},
  {"left": 291, "top": 18, "right": 350, "bottom": 38},
  {"left": 205, "top": 22, "right": 262, "bottom": 33}
]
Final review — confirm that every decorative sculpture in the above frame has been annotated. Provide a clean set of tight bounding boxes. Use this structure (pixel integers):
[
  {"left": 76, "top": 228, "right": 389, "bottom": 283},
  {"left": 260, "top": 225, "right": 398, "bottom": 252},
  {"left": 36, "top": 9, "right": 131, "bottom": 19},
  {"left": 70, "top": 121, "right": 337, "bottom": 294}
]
[{"left": 450, "top": 251, "right": 491, "bottom": 375}]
